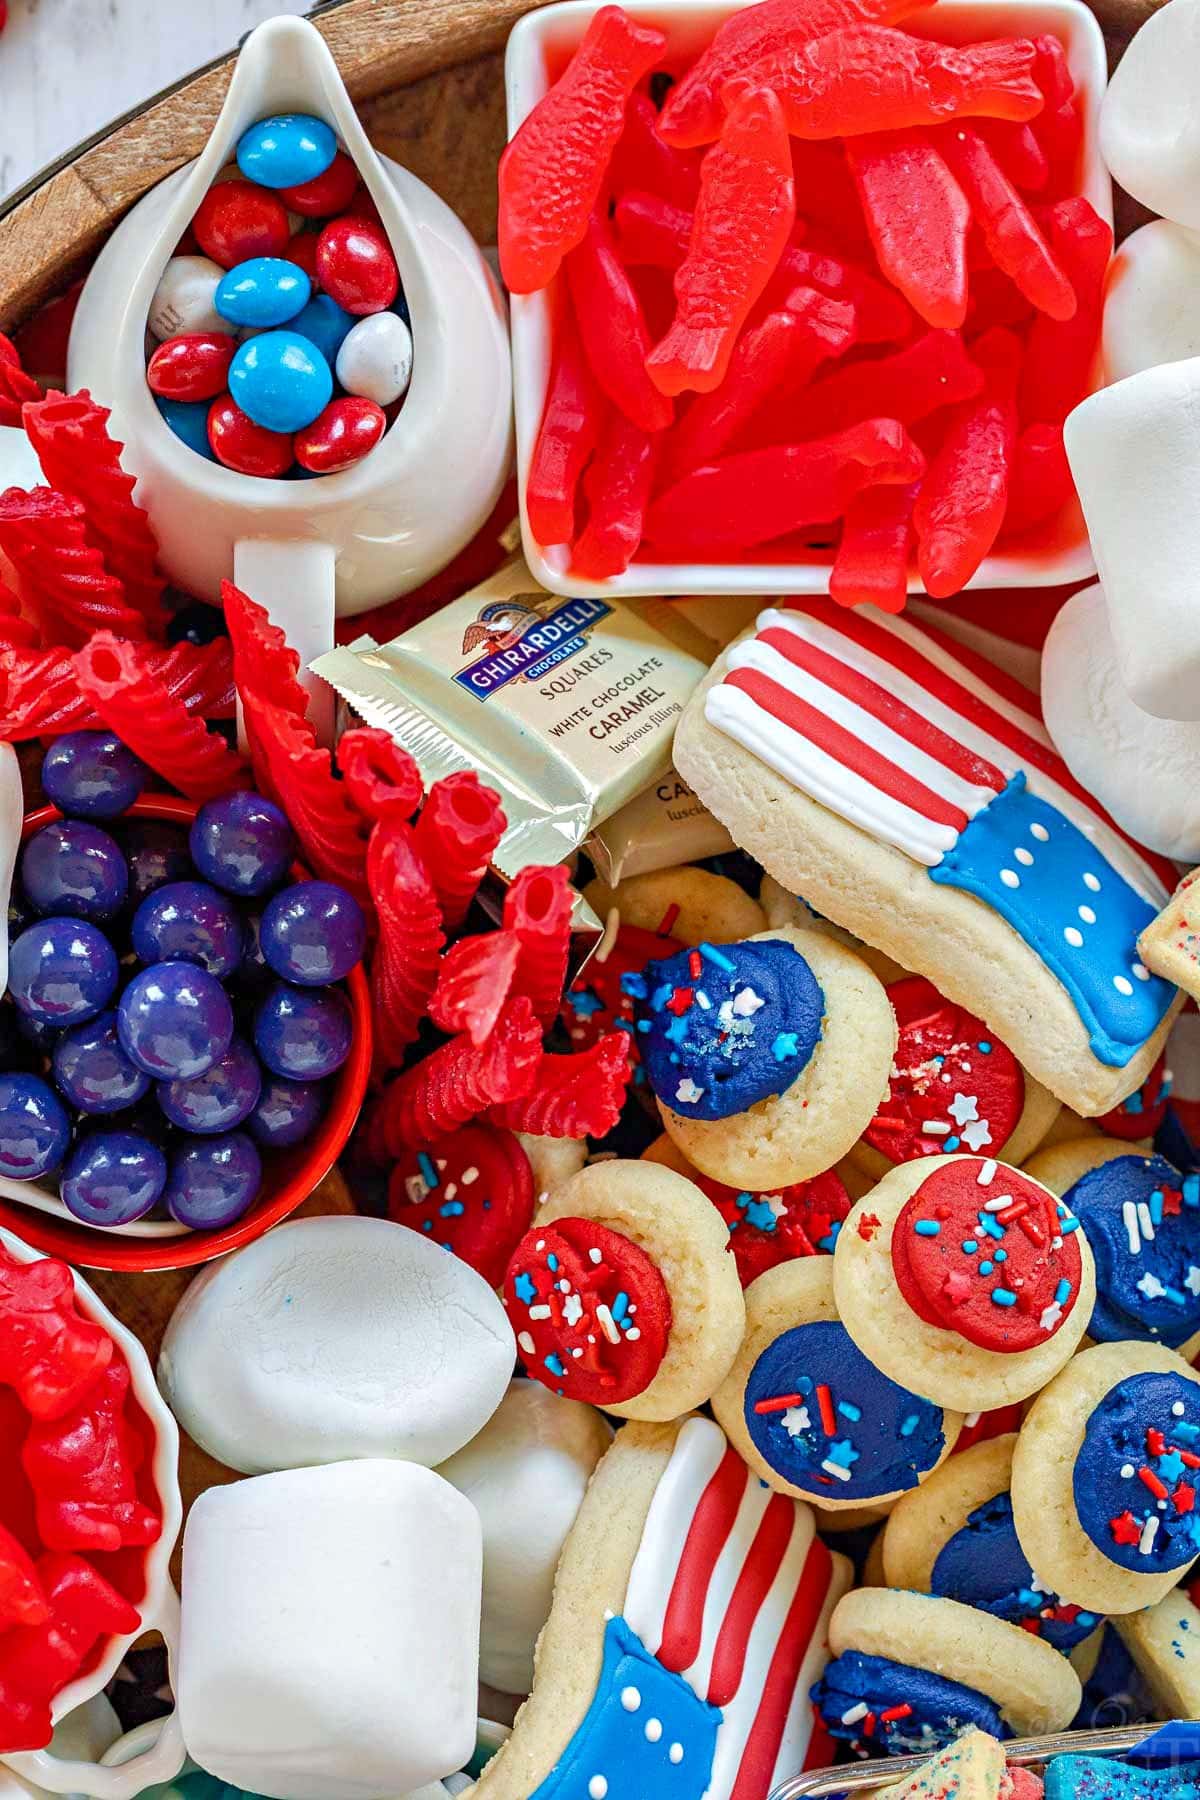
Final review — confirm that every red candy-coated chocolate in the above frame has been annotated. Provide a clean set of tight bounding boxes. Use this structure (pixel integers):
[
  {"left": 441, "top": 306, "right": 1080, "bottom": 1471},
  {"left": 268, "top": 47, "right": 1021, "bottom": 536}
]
[
  {"left": 23, "top": 1361, "right": 160, "bottom": 1556},
  {"left": 208, "top": 395, "right": 294, "bottom": 478},
  {"left": 315, "top": 218, "right": 399, "bottom": 315},
  {"left": 692, "top": 1166, "right": 853, "bottom": 1286},
  {"left": 0, "top": 1252, "right": 112, "bottom": 1421},
  {"left": 863, "top": 976, "right": 1025, "bottom": 1165},
  {"left": 504, "top": 1215, "right": 671, "bottom": 1403},
  {"left": 1097, "top": 1049, "right": 1171, "bottom": 1141},
  {"left": 490, "top": 1031, "right": 632, "bottom": 1140},
  {"left": 192, "top": 180, "right": 291, "bottom": 268},
  {"left": 892, "top": 1157, "right": 1084, "bottom": 1353},
  {"left": 287, "top": 231, "right": 322, "bottom": 284},
  {"left": 280, "top": 151, "right": 360, "bottom": 218},
  {"left": 294, "top": 396, "right": 386, "bottom": 473},
  {"left": 146, "top": 332, "right": 237, "bottom": 403},
  {"left": 388, "top": 1123, "right": 536, "bottom": 1287}
]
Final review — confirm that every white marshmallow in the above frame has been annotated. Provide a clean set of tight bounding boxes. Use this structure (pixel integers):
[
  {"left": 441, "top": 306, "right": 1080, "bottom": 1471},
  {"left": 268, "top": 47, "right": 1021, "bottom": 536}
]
[
  {"left": 1042, "top": 582, "right": 1200, "bottom": 859},
  {"left": 1064, "top": 357, "right": 1200, "bottom": 719},
  {"left": 335, "top": 310, "right": 413, "bottom": 406},
  {"left": 147, "top": 256, "right": 226, "bottom": 342},
  {"left": 178, "top": 1460, "right": 481, "bottom": 1800},
  {"left": 1101, "top": 0, "right": 1200, "bottom": 230},
  {"left": 157, "top": 1215, "right": 514, "bottom": 1474},
  {"left": 1104, "top": 219, "right": 1200, "bottom": 383},
  {"left": 437, "top": 1379, "right": 612, "bottom": 1694}
]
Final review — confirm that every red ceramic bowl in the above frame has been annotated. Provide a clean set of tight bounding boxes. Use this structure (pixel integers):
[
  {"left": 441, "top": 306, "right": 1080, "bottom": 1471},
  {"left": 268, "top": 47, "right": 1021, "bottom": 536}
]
[{"left": 0, "top": 793, "right": 372, "bottom": 1272}]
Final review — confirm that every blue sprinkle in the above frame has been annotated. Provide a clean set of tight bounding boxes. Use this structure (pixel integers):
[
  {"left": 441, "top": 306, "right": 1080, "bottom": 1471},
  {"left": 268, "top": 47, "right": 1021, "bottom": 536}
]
[
  {"left": 827, "top": 1438, "right": 860, "bottom": 1468},
  {"left": 547, "top": 1253, "right": 559, "bottom": 1272},
  {"left": 621, "top": 972, "right": 648, "bottom": 998},
  {"left": 992, "top": 1287, "right": 1018, "bottom": 1307},
  {"left": 772, "top": 1032, "right": 800, "bottom": 1061},
  {"left": 914, "top": 1220, "right": 941, "bottom": 1237},
  {"left": 421, "top": 1220, "right": 432, "bottom": 1232},
  {"left": 1055, "top": 1278, "right": 1072, "bottom": 1305},
  {"left": 651, "top": 982, "right": 673, "bottom": 1010},
  {"left": 438, "top": 1201, "right": 465, "bottom": 1218},
  {"left": 962, "top": 1239, "right": 978, "bottom": 1254},
  {"left": 1151, "top": 1188, "right": 1166, "bottom": 1225},
  {"left": 978, "top": 1212, "right": 1005, "bottom": 1240},
  {"left": 979, "top": 1260, "right": 994, "bottom": 1276},
  {"left": 637, "top": 1019, "right": 652, "bottom": 1033},
  {"left": 611, "top": 1291, "right": 629, "bottom": 1324},
  {"left": 417, "top": 1152, "right": 439, "bottom": 1190},
  {"left": 1060, "top": 1216, "right": 1081, "bottom": 1233},
  {"left": 1177, "top": 1421, "right": 1200, "bottom": 1444},
  {"left": 899, "top": 1414, "right": 920, "bottom": 1437},
  {"left": 838, "top": 1402, "right": 863, "bottom": 1423},
  {"left": 944, "top": 1135, "right": 961, "bottom": 1151},
  {"left": 977, "top": 1041, "right": 992, "bottom": 1053},
  {"left": 1185, "top": 1175, "right": 1200, "bottom": 1209},
  {"left": 545, "top": 1353, "right": 565, "bottom": 1377},
  {"left": 796, "top": 1375, "right": 814, "bottom": 1395},
  {"left": 514, "top": 1272, "right": 536, "bottom": 1304},
  {"left": 666, "top": 1015, "right": 689, "bottom": 1044},
  {"left": 994, "top": 1248, "right": 1008, "bottom": 1263},
  {"left": 700, "top": 941, "right": 736, "bottom": 973},
  {"left": 614, "top": 1018, "right": 635, "bottom": 1034},
  {"left": 1163, "top": 1285, "right": 1188, "bottom": 1305}
]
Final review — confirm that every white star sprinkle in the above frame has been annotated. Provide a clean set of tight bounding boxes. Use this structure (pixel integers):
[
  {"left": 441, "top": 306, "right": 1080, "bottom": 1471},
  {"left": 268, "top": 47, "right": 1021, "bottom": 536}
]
[
  {"left": 731, "top": 986, "right": 765, "bottom": 1016},
  {"left": 1186, "top": 1266, "right": 1200, "bottom": 1297},
  {"left": 948, "top": 1092, "right": 980, "bottom": 1125},
  {"left": 675, "top": 1078, "right": 705, "bottom": 1106},
  {"left": 1138, "top": 1272, "right": 1167, "bottom": 1301},
  {"left": 764, "top": 1193, "right": 789, "bottom": 1221},
  {"left": 961, "top": 1118, "right": 994, "bottom": 1152},
  {"left": 782, "top": 1406, "right": 811, "bottom": 1437}
]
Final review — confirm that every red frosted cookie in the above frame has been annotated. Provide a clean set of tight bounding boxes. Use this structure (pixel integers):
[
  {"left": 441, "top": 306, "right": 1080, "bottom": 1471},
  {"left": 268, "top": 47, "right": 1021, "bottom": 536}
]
[
  {"left": 560, "top": 922, "right": 681, "bottom": 1098},
  {"left": 388, "top": 1124, "right": 535, "bottom": 1287},
  {"left": 693, "top": 1166, "right": 853, "bottom": 1285},
  {"left": 1096, "top": 1048, "right": 1171, "bottom": 1141}
]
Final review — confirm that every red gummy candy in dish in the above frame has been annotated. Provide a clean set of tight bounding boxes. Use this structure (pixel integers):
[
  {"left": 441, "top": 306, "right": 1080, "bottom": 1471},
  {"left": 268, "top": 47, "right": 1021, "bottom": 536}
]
[
  {"left": 504, "top": 1217, "right": 671, "bottom": 1404},
  {"left": 388, "top": 1124, "right": 537, "bottom": 1288},
  {"left": 23, "top": 1362, "right": 161, "bottom": 1556},
  {"left": 0, "top": 1254, "right": 112, "bottom": 1422}
]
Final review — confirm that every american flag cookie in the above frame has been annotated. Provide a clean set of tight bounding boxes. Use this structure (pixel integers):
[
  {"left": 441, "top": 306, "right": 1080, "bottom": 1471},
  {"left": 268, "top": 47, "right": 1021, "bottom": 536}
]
[
  {"left": 1011, "top": 1340, "right": 1200, "bottom": 1615},
  {"left": 811, "top": 1587, "right": 1082, "bottom": 1760},
  {"left": 1023, "top": 1139, "right": 1200, "bottom": 1359},
  {"left": 626, "top": 925, "right": 898, "bottom": 1192},
  {"left": 466, "top": 1414, "right": 853, "bottom": 1800},
  {"left": 502, "top": 1159, "right": 745, "bottom": 1422},
  {"left": 673, "top": 602, "right": 1184, "bottom": 1117},
  {"left": 711, "top": 1256, "right": 963, "bottom": 1510}
]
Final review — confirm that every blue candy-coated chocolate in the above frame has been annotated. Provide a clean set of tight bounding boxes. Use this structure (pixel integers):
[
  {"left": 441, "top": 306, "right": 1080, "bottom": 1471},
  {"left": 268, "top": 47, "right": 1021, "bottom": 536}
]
[
  {"left": 1074, "top": 1369, "right": 1200, "bottom": 1574},
  {"left": 253, "top": 981, "right": 351, "bottom": 1080},
  {"left": 157, "top": 1036, "right": 262, "bottom": 1135},
  {"left": 53, "top": 1010, "right": 151, "bottom": 1116},
  {"left": 228, "top": 329, "right": 332, "bottom": 433},
  {"left": 117, "top": 960, "right": 234, "bottom": 1081},
  {"left": 1062, "top": 1154, "right": 1200, "bottom": 1347},
  {"left": 122, "top": 821, "right": 193, "bottom": 908},
  {"left": 236, "top": 114, "right": 338, "bottom": 190},
  {"left": 259, "top": 880, "right": 366, "bottom": 986},
  {"left": 631, "top": 938, "right": 823, "bottom": 1122},
  {"left": 1045, "top": 1756, "right": 1200, "bottom": 1799},
  {"left": 247, "top": 1073, "right": 327, "bottom": 1148},
  {"left": 8, "top": 918, "right": 119, "bottom": 1027},
  {"left": 215, "top": 257, "right": 311, "bottom": 329},
  {"left": 0, "top": 1073, "right": 71, "bottom": 1178},
  {"left": 41, "top": 731, "right": 146, "bottom": 820},
  {"left": 931, "top": 1490, "right": 1100, "bottom": 1652},
  {"left": 743, "top": 1318, "right": 945, "bottom": 1502},
  {"left": 164, "top": 1129, "right": 262, "bottom": 1229},
  {"left": 21, "top": 821, "right": 128, "bottom": 922},
  {"left": 60, "top": 1128, "right": 167, "bottom": 1227},
  {"left": 189, "top": 791, "right": 294, "bottom": 897},
  {"left": 155, "top": 396, "right": 216, "bottom": 460},
  {"left": 810, "top": 1649, "right": 1006, "bottom": 1755},
  {"left": 131, "top": 880, "right": 244, "bottom": 979},
  {"left": 290, "top": 294, "right": 355, "bottom": 364}
]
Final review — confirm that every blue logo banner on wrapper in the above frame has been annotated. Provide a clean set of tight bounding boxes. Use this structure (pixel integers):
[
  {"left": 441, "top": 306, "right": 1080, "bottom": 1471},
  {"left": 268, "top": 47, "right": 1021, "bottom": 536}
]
[{"left": 455, "top": 598, "right": 614, "bottom": 701}]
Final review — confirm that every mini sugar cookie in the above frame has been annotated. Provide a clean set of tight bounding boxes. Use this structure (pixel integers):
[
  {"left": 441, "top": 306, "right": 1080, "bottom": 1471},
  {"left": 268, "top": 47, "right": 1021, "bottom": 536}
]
[
  {"left": 850, "top": 975, "right": 1060, "bottom": 1184},
  {"left": 517, "top": 1132, "right": 589, "bottom": 1197},
  {"left": 1113, "top": 1584, "right": 1200, "bottom": 1720},
  {"left": 468, "top": 1413, "right": 853, "bottom": 1800},
  {"left": 868, "top": 1732, "right": 1007, "bottom": 1800},
  {"left": 1023, "top": 1138, "right": 1200, "bottom": 1355},
  {"left": 882, "top": 1435, "right": 1103, "bottom": 1653},
  {"left": 758, "top": 875, "right": 907, "bottom": 984},
  {"left": 710, "top": 1255, "right": 962, "bottom": 1509},
  {"left": 1139, "top": 866, "right": 1200, "bottom": 1004},
  {"left": 674, "top": 601, "right": 1182, "bottom": 1117},
  {"left": 388, "top": 1123, "right": 539, "bottom": 1286},
  {"left": 629, "top": 925, "right": 897, "bottom": 1190},
  {"left": 834, "top": 1155, "right": 1096, "bottom": 1411},
  {"left": 1011, "top": 1340, "right": 1200, "bottom": 1615},
  {"left": 502, "top": 1159, "right": 744, "bottom": 1421},
  {"left": 562, "top": 917, "right": 684, "bottom": 1104},
  {"left": 642, "top": 1131, "right": 854, "bottom": 1285},
  {"left": 1094, "top": 1048, "right": 1171, "bottom": 1144},
  {"left": 811, "top": 1588, "right": 1082, "bottom": 1756},
  {"left": 583, "top": 866, "right": 766, "bottom": 946}
]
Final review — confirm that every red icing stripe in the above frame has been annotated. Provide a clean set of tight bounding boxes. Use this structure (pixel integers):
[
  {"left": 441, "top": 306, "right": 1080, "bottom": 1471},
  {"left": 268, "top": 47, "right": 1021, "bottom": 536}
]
[
  {"left": 728, "top": 1534, "right": 835, "bottom": 1800},
  {"left": 707, "top": 1493, "right": 797, "bottom": 1706},
  {"left": 758, "top": 625, "right": 1005, "bottom": 793},
  {"left": 726, "top": 667, "right": 969, "bottom": 831},
  {"left": 657, "top": 1446, "right": 749, "bottom": 1674}
]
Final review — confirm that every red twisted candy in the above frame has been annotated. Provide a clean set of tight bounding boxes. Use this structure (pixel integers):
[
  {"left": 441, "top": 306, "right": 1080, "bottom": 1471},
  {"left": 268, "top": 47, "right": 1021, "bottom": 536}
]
[
  {"left": 503, "top": 864, "right": 575, "bottom": 1029},
  {"left": 0, "top": 1553, "right": 141, "bottom": 1755},
  {"left": 368, "top": 818, "right": 444, "bottom": 1073},
  {"left": 220, "top": 579, "right": 310, "bottom": 723},
  {"left": 22, "top": 391, "right": 167, "bottom": 636},
  {"left": 337, "top": 726, "right": 423, "bottom": 825},
  {"left": 429, "top": 930, "right": 522, "bottom": 1047},
  {"left": 412, "top": 772, "right": 507, "bottom": 932},
  {"left": 0, "top": 1524, "right": 48, "bottom": 1632},
  {"left": 376, "top": 996, "right": 543, "bottom": 1152},
  {"left": 23, "top": 1361, "right": 160, "bottom": 1555},
  {"left": 0, "top": 638, "right": 234, "bottom": 743},
  {"left": 0, "top": 580, "right": 39, "bottom": 648},
  {"left": 240, "top": 690, "right": 369, "bottom": 912},
  {"left": 73, "top": 633, "right": 249, "bottom": 803},
  {"left": 490, "top": 1030, "right": 632, "bottom": 1140},
  {"left": 0, "top": 488, "right": 149, "bottom": 649},
  {"left": 0, "top": 1251, "right": 112, "bottom": 1421},
  {"left": 0, "top": 332, "right": 40, "bottom": 429}
]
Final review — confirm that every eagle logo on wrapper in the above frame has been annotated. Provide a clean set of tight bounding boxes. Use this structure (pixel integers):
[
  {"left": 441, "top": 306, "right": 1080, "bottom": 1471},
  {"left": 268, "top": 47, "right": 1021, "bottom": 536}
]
[{"left": 456, "top": 594, "right": 615, "bottom": 701}]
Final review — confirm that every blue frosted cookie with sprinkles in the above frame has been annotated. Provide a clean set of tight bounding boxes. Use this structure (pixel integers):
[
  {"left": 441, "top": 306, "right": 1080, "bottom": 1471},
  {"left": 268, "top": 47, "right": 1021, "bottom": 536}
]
[
  {"left": 710, "top": 1255, "right": 963, "bottom": 1508},
  {"left": 626, "top": 925, "right": 898, "bottom": 1191},
  {"left": 1024, "top": 1138, "right": 1200, "bottom": 1354},
  {"left": 1012, "top": 1341, "right": 1200, "bottom": 1616}
]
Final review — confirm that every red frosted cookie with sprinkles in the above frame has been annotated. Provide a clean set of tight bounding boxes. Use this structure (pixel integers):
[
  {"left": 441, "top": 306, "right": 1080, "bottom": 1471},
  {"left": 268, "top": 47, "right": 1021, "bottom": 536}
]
[
  {"left": 504, "top": 1159, "right": 745, "bottom": 1422},
  {"left": 833, "top": 1155, "right": 1097, "bottom": 1411},
  {"left": 561, "top": 923, "right": 683, "bottom": 1101},
  {"left": 388, "top": 1124, "right": 536, "bottom": 1287}
]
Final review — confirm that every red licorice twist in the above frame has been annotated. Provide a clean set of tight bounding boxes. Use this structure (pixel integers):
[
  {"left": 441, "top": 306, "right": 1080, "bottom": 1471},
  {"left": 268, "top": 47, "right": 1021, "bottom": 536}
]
[
  {"left": 0, "top": 334, "right": 40, "bottom": 430},
  {"left": 429, "top": 930, "right": 523, "bottom": 1046},
  {"left": 337, "top": 726, "right": 424, "bottom": 825},
  {"left": 0, "top": 637, "right": 234, "bottom": 742},
  {"left": 503, "top": 863, "right": 575, "bottom": 1027},
  {"left": 412, "top": 771, "right": 507, "bottom": 931},
  {"left": 367, "top": 818, "right": 445, "bottom": 1073},
  {"left": 491, "top": 1030, "right": 633, "bottom": 1139},
  {"left": 0, "top": 581, "right": 39, "bottom": 648},
  {"left": 239, "top": 689, "right": 370, "bottom": 912},
  {"left": 0, "top": 488, "right": 149, "bottom": 649},
  {"left": 220, "top": 579, "right": 311, "bottom": 723},
  {"left": 375, "top": 995, "right": 543, "bottom": 1152}
]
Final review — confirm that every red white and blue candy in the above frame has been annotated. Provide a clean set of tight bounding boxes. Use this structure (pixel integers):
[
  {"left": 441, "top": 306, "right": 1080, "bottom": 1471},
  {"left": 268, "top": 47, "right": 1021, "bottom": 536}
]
[
  {"left": 1061, "top": 1154, "right": 1200, "bottom": 1348},
  {"left": 1074, "top": 1370, "right": 1200, "bottom": 1575}
]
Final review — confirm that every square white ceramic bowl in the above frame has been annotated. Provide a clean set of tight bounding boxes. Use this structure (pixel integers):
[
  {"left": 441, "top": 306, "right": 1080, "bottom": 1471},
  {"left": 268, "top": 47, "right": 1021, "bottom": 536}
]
[{"left": 506, "top": 0, "right": 1110, "bottom": 599}]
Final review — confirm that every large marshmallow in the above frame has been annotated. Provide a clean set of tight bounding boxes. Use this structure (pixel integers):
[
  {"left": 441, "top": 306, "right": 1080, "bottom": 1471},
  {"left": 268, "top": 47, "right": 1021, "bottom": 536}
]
[
  {"left": 1104, "top": 220, "right": 1200, "bottom": 383},
  {"left": 1042, "top": 583, "right": 1200, "bottom": 859},
  {"left": 436, "top": 1379, "right": 612, "bottom": 1694},
  {"left": 177, "top": 1460, "right": 481, "bottom": 1800},
  {"left": 1065, "top": 358, "right": 1200, "bottom": 719},
  {"left": 1100, "top": 0, "right": 1200, "bottom": 229},
  {"left": 157, "top": 1215, "right": 514, "bottom": 1474}
]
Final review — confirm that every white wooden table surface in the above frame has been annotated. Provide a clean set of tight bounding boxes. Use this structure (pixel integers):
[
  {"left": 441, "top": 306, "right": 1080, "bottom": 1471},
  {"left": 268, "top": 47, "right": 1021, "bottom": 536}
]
[{"left": 0, "top": 0, "right": 310, "bottom": 200}]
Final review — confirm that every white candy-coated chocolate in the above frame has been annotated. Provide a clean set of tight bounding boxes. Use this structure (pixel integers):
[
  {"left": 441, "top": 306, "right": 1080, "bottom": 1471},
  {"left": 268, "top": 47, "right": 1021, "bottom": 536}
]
[
  {"left": 335, "top": 310, "right": 413, "bottom": 405},
  {"left": 178, "top": 1460, "right": 481, "bottom": 1800},
  {"left": 1100, "top": 0, "right": 1200, "bottom": 230},
  {"left": 1065, "top": 359, "right": 1200, "bottom": 720},
  {"left": 1103, "top": 219, "right": 1200, "bottom": 383},
  {"left": 147, "top": 255, "right": 226, "bottom": 342},
  {"left": 157, "top": 1215, "right": 514, "bottom": 1474},
  {"left": 1042, "top": 583, "right": 1200, "bottom": 860},
  {"left": 436, "top": 1379, "right": 612, "bottom": 1694}
]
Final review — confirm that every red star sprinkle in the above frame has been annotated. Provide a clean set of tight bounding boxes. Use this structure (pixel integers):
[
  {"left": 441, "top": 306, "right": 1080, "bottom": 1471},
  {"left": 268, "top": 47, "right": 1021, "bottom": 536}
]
[
  {"left": 1175, "top": 1483, "right": 1196, "bottom": 1515},
  {"left": 1109, "top": 1512, "right": 1143, "bottom": 1547}
]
